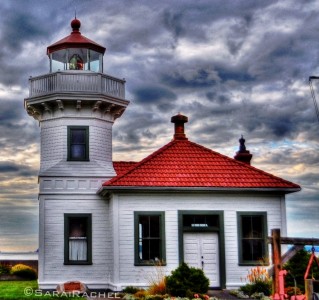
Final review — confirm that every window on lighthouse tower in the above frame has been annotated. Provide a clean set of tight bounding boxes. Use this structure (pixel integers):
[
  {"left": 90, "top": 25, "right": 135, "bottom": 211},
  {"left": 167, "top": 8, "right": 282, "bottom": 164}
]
[
  {"left": 67, "top": 126, "right": 89, "bottom": 161},
  {"left": 64, "top": 214, "right": 92, "bottom": 265}
]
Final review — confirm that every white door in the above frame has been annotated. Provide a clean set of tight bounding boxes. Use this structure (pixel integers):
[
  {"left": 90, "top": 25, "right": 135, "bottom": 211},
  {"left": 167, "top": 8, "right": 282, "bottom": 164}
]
[{"left": 183, "top": 232, "right": 220, "bottom": 287}]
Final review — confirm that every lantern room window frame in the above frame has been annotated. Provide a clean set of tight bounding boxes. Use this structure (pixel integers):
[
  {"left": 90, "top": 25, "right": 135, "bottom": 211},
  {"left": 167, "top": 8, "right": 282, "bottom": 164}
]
[{"left": 49, "top": 48, "right": 103, "bottom": 73}]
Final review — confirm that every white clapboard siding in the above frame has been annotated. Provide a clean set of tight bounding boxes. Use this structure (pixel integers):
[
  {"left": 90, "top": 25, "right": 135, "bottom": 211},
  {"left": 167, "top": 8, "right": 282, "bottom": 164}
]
[
  {"left": 38, "top": 196, "right": 113, "bottom": 289},
  {"left": 110, "top": 192, "right": 285, "bottom": 289},
  {"left": 39, "top": 117, "right": 115, "bottom": 177},
  {"left": 38, "top": 191, "right": 286, "bottom": 290}
]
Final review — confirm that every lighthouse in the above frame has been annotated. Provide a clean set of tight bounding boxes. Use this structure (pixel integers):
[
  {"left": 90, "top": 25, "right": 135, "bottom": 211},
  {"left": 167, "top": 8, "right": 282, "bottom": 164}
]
[{"left": 25, "top": 18, "right": 129, "bottom": 289}]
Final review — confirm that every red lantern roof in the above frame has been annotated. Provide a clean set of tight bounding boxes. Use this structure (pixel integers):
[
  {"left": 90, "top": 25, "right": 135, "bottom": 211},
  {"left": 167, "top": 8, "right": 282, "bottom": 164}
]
[{"left": 47, "top": 18, "right": 106, "bottom": 55}]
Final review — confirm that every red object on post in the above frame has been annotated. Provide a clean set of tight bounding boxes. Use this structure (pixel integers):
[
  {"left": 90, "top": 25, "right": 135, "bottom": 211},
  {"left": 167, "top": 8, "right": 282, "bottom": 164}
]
[
  {"left": 304, "top": 246, "right": 319, "bottom": 280},
  {"left": 273, "top": 270, "right": 288, "bottom": 300},
  {"left": 279, "top": 270, "right": 288, "bottom": 300}
]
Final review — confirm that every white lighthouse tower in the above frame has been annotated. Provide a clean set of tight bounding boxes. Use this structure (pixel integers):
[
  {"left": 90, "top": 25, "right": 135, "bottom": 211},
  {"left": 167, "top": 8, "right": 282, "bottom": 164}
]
[{"left": 25, "top": 18, "right": 129, "bottom": 290}]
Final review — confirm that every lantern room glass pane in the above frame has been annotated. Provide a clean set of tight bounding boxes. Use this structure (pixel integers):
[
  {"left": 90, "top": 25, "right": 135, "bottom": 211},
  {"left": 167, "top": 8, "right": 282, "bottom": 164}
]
[{"left": 50, "top": 49, "right": 103, "bottom": 72}]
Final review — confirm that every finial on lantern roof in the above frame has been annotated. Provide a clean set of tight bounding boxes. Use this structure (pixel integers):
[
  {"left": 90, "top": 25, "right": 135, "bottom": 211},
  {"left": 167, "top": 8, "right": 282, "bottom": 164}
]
[{"left": 71, "top": 17, "right": 81, "bottom": 32}]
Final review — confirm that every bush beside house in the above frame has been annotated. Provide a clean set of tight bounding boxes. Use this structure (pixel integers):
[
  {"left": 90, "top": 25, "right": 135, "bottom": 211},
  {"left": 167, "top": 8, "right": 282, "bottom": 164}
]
[
  {"left": 123, "top": 263, "right": 212, "bottom": 300},
  {"left": 166, "top": 263, "right": 209, "bottom": 297},
  {"left": 0, "top": 263, "right": 37, "bottom": 281}
]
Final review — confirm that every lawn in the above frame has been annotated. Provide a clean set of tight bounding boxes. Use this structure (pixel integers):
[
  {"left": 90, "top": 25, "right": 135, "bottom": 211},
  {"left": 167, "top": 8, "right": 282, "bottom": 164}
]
[{"left": 0, "top": 281, "right": 84, "bottom": 300}]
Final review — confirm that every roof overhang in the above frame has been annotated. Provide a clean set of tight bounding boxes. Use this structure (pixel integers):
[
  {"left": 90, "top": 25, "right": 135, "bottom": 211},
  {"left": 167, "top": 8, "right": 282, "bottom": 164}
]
[
  {"left": 98, "top": 185, "right": 301, "bottom": 196},
  {"left": 47, "top": 33, "right": 106, "bottom": 55}
]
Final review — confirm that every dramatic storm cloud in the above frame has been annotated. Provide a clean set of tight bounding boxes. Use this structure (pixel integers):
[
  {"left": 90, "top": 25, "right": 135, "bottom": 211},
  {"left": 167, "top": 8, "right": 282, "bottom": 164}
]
[{"left": 0, "top": 0, "right": 319, "bottom": 251}]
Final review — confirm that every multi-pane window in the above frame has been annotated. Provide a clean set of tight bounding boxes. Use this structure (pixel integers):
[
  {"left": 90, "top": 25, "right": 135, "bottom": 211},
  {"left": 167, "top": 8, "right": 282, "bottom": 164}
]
[
  {"left": 67, "top": 126, "right": 89, "bottom": 161},
  {"left": 237, "top": 212, "right": 267, "bottom": 265},
  {"left": 64, "top": 214, "right": 92, "bottom": 265},
  {"left": 134, "top": 212, "right": 165, "bottom": 265}
]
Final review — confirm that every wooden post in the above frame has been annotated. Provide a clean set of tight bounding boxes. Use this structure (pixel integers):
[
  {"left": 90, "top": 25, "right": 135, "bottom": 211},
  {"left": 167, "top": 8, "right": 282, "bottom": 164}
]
[
  {"left": 272, "top": 229, "right": 282, "bottom": 295},
  {"left": 305, "top": 279, "right": 313, "bottom": 300}
]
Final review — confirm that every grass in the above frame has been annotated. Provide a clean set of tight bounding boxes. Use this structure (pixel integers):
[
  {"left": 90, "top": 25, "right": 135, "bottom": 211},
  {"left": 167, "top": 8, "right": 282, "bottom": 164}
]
[{"left": 0, "top": 281, "right": 84, "bottom": 299}]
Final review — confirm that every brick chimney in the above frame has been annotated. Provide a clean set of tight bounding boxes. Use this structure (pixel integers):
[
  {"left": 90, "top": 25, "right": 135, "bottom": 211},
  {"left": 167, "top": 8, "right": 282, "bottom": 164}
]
[
  {"left": 234, "top": 135, "right": 253, "bottom": 165},
  {"left": 171, "top": 113, "right": 188, "bottom": 140}
]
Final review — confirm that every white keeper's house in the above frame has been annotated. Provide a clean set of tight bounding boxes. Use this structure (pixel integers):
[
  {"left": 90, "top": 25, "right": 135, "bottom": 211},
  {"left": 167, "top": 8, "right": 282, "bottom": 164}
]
[{"left": 24, "top": 18, "right": 301, "bottom": 291}]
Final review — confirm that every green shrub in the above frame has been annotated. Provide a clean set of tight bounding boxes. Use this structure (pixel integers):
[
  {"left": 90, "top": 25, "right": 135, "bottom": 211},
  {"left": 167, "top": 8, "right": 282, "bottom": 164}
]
[
  {"left": 123, "top": 286, "right": 142, "bottom": 294},
  {"left": 145, "top": 295, "right": 168, "bottom": 300},
  {"left": 284, "top": 248, "right": 319, "bottom": 293},
  {"left": 229, "top": 289, "right": 249, "bottom": 299},
  {"left": 240, "top": 281, "right": 271, "bottom": 296},
  {"left": 0, "top": 263, "right": 11, "bottom": 275},
  {"left": 166, "top": 262, "right": 209, "bottom": 297},
  {"left": 10, "top": 263, "right": 37, "bottom": 280},
  {"left": 239, "top": 266, "right": 272, "bottom": 296},
  {"left": 135, "top": 290, "right": 147, "bottom": 299},
  {"left": 240, "top": 284, "right": 253, "bottom": 296},
  {"left": 123, "top": 294, "right": 138, "bottom": 300}
]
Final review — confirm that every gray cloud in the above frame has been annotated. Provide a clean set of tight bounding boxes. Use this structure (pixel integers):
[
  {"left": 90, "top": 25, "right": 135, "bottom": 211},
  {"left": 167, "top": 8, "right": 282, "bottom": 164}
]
[
  {"left": 0, "top": 161, "right": 37, "bottom": 177},
  {"left": 0, "top": 201, "right": 38, "bottom": 251},
  {"left": 0, "top": 99, "right": 40, "bottom": 148},
  {"left": 0, "top": 0, "right": 319, "bottom": 251}
]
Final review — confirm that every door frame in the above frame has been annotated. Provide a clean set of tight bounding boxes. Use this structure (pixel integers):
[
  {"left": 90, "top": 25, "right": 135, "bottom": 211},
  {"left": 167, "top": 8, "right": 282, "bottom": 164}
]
[{"left": 178, "top": 210, "right": 226, "bottom": 289}]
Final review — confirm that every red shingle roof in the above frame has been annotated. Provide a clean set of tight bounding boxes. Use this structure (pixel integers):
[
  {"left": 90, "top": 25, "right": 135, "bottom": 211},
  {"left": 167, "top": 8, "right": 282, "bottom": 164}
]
[
  {"left": 105, "top": 139, "right": 300, "bottom": 191},
  {"left": 113, "top": 161, "right": 138, "bottom": 175}
]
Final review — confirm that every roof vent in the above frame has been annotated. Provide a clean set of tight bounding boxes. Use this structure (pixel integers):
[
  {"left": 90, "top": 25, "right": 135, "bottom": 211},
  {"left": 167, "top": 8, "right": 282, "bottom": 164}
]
[
  {"left": 171, "top": 113, "right": 188, "bottom": 140},
  {"left": 234, "top": 135, "right": 253, "bottom": 165}
]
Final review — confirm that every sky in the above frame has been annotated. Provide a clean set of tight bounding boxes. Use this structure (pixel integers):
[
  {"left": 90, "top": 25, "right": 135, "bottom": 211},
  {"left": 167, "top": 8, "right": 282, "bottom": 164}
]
[{"left": 0, "top": 0, "right": 319, "bottom": 252}]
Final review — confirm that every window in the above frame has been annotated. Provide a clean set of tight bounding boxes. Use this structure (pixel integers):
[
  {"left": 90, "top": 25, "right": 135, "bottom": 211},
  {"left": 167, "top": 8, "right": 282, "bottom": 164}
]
[
  {"left": 64, "top": 214, "right": 92, "bottom": 265},
  {"left": 237, "top": 212, "right": 268, "bottom": 265},
  {"left": 67, "top": 126, "right": 89, "bottom": 161},
  {"left": 134, "top": 212, "right": 165, "bottom": 265}
]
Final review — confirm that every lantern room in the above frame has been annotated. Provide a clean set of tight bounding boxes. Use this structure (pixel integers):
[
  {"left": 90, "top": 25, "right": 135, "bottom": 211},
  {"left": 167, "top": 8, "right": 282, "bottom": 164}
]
[{"left": 47, "top": 18, "right": 106, "bottom": 73}]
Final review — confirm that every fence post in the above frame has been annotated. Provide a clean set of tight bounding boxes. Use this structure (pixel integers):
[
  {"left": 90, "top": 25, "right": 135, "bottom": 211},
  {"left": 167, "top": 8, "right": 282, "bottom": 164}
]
[
  {"left": 272, "top": 228, "right": 282, "bottom": 295},
  {"left": 305, "top": 279, "right": 313, "bottom": 300}
]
